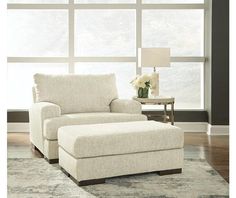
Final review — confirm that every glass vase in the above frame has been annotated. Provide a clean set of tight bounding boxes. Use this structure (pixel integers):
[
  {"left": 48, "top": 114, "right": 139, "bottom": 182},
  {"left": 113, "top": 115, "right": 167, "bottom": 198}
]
[{"left": 138, "top": 87, "right": 149, "bottom": 98}]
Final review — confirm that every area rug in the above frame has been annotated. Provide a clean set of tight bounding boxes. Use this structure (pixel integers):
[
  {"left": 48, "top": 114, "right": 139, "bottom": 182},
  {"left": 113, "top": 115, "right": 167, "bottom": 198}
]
[{"left": 8, "top": 158, "right": 229, "bottom": 198}]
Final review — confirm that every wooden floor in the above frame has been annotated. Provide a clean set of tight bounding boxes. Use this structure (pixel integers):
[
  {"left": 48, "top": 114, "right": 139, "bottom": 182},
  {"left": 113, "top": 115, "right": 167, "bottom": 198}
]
[{"left": 7, "top": 132, "right": 229, "bottom": 182}]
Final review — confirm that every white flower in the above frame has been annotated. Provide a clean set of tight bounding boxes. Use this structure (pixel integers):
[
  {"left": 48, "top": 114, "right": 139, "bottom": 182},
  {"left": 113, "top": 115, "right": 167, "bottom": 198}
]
[
  {"left": 130, "top": 75, "right": 139, "bottom": 85},
  {"left": 130, "top": 76, "right": 139, "bottom": 89},
  {"left": 140, "top": 74, "right": 150, "bottom": 83},
  {"left": 131, "top": 80, "right": 139, "bottom": 90},
  {"left": 131, "top": 74, "right": 152, "bottom": 90},
  {"left": 137, "top": 78, "right": 146, "bottom": 88}
]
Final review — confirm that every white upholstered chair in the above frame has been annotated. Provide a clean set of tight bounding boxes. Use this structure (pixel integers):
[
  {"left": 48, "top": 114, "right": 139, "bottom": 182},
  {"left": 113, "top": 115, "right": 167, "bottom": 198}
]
[{"left": 29, "top": 73, "right": 147, "bottom": 163}]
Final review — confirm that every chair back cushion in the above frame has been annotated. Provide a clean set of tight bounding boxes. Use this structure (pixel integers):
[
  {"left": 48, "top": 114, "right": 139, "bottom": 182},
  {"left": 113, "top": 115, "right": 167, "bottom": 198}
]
[{"left": 34, "top": 73, "right": 118, "bottom": 114}]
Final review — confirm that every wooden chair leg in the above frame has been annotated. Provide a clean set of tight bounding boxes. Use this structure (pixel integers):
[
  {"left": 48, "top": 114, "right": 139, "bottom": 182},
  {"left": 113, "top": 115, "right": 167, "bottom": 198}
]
[
  {"left": 44, "top": 158, "right": 59, "bottom": 164},
  {"left": 31, "top": 143, "right": 39, "bottom": 151},
  {"left": 158, "top": 168, "right": 182, "bottom": 176}
]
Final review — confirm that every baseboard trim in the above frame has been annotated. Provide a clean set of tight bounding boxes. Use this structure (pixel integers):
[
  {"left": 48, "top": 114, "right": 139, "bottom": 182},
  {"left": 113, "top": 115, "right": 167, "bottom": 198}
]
[
  {"left": 7, "top": 122, "right": 29, "bottom": 132},
  {"left": 207, "top": 124, "right": 229, "bottom": 135},
  {"left": 174, "top": 122, "right": 208, "bottom": 133},
  {"left": 7, "top": 122, "right": 229, "bottom": 135}
]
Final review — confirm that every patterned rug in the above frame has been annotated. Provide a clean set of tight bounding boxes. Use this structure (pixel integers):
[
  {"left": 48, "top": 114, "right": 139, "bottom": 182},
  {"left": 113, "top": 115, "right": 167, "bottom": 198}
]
[{"left": 8, "top": 158, "right": 229, "bottom": 198}]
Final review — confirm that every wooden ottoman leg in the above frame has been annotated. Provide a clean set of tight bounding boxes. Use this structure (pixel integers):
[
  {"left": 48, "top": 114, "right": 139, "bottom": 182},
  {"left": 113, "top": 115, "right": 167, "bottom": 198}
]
[
  {"left": 78, "top": 179, "right": 106, "bottom": 186},
  {"left": 60, "top": 166, "right": 105, "bottom": 186},
  {"left": 158, "top": 168, "right": 182, "bottom": 176}
]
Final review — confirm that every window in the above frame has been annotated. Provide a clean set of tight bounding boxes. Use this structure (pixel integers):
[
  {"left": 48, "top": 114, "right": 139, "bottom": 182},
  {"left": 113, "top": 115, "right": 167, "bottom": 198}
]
[
  {"left": 75, "top": 62, "right": 136, "bottom": 99},
  {"left": 75, "top": 0, "right": 135, "bottom": 3},
  {"left": 142, "top": 63, "right": 204, "bottom": 109},
  {"left": 75, "top": 10, "right": 136, "bottom": 57},
  {"left": 8, "top": 0, "right": 68, "bottom": 3},
  {"left": 7, "top": 63, "right": 68, "bottom": 109},
  {"left": 7, "top": 0, "right": 206, "bottom": 110},
  {"left": 142, "top": 10, "right": 204, "bottom": 56},
  {"left": 8, "top": 10, "right": 68, "bottom": 57},
  {"left": 143, "top": 0, "right": 204, "bottom": 3}
]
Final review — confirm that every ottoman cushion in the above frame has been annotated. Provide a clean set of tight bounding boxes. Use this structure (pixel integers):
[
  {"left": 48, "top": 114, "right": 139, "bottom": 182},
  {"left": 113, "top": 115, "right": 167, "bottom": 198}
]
[
  {"left": 58, "top": 121, "right": 184, "bottom": 159},
  {"left": 44, "top": 112, "right": 147, "bottom": 140}
]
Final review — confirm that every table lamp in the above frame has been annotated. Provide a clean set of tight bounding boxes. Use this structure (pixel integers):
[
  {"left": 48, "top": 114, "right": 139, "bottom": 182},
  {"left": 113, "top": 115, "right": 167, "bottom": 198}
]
[{"left": 138, "top": 48, "right": 170, "bottom": 97}]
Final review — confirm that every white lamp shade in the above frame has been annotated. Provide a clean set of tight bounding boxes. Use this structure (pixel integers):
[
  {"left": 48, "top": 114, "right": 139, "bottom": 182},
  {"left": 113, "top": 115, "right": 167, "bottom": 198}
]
[{"left": 138, "top": 48, "right": 170, "bottom": 68}]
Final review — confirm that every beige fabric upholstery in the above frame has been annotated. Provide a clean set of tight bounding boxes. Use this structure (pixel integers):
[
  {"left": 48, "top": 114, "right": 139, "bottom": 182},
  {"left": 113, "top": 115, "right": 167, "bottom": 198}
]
[
  {"left": 59, "top": 147, "right": 184, "bottom": 182},
  {"left": 34, "top": 73, "right": 118, "bottom": 114},
  {"left": 30, "top": 74, "right": 147, "bottom": 160},
  {"left": 110, "top": 99, "right": 142, "bottom": 114},
  {"left": 58, "top": 121, "right": 183, "bottom": 158},
  {"left": 29, "top": 102, "right": 61, "bottom": 153},
  {"left": 43, "top": 139, "right": 58, "bottom": 159},
  {"left": 44, "top": 113, "right": 147, "bottom": 140},
  {"left": 32, "top": 87, "right": 36, "bottom": 103},
  {"left": 58, "top": 121, "right": 184, "bottom": 182}
]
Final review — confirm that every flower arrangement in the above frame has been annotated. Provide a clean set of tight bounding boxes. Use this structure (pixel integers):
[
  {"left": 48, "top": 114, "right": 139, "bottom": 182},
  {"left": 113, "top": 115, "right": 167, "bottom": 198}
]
[{"left": 131, "top": 73, "right": 158, "bottom": 98}]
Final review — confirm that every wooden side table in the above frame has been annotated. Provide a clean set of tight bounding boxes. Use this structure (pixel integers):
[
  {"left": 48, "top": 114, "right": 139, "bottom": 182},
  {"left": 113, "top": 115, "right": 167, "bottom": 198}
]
[{"left": 133, "top": 96, "right": 175, "bottom": 125}]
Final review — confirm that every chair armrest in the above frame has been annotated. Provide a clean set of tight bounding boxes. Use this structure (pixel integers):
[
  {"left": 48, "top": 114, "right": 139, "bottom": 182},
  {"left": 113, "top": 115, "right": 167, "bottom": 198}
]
[
  {"left": 110, "top": 99, "right": 142, "bottom": 114},
  {"left": 30, "top": 102, "right": 61, "bottom": 120},
  {"left": 29, "top": 102, "right": 61, "bottom": 151}
]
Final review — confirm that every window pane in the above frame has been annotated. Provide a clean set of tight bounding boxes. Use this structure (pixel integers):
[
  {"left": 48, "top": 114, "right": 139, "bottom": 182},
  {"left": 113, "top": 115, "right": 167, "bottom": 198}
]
[
  {"left": 8, "top": 10, "right": 68, "bottom": 57},
  {"left": 75, "top": 63, "right": 136, "bottom": 99},
  {"left": 75, "top": 0, "right": 135, "bottom": 3},
  {"left": 8, "top": 0, "right": 68, "bottom": 3},
  {"left": 7, "top": 63, "right": 68, "bottom": 109},
  {"left": 142, "top": 63, "right": 203, "bottom": 109},
  {"left": 142, "top": 10, "right": 204, "bottom": 56},
  {"left": 75, "top": 10, "right": 136, "bottom": 57},
  {"left": 143, "top": 0, "right": 204, "bottom": 3}
]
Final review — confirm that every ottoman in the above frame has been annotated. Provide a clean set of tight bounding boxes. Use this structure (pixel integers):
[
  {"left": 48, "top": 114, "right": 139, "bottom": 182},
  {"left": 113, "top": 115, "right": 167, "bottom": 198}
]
[{"left": 58, "top": 120, "right": 184, "bottom": 186}]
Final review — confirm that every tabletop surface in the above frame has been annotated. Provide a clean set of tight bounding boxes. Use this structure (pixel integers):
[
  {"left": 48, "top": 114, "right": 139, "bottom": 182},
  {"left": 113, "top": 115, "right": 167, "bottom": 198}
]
[{"left": 133, "top": 96, "right": 175, "bottom": 103}]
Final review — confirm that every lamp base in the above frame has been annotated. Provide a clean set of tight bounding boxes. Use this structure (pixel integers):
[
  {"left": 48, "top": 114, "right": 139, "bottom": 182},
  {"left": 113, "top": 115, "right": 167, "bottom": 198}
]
[{"left": 150, "top": 72, "right": 159, "bottom": 97}]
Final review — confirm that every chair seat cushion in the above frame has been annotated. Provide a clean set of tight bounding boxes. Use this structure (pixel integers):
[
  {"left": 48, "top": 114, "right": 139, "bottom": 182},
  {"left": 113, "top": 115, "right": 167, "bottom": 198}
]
[
  {"left": 58, "top": 121, "right": 184, "bottom": 159},
  {"left": 43, "top": 112, "right": 147, "bottom": 140}
]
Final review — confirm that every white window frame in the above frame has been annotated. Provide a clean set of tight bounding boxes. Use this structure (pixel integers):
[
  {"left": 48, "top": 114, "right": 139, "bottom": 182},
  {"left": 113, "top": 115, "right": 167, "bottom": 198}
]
[{"left": 7, "top": 0, "right": 208, "bottom": 110}]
